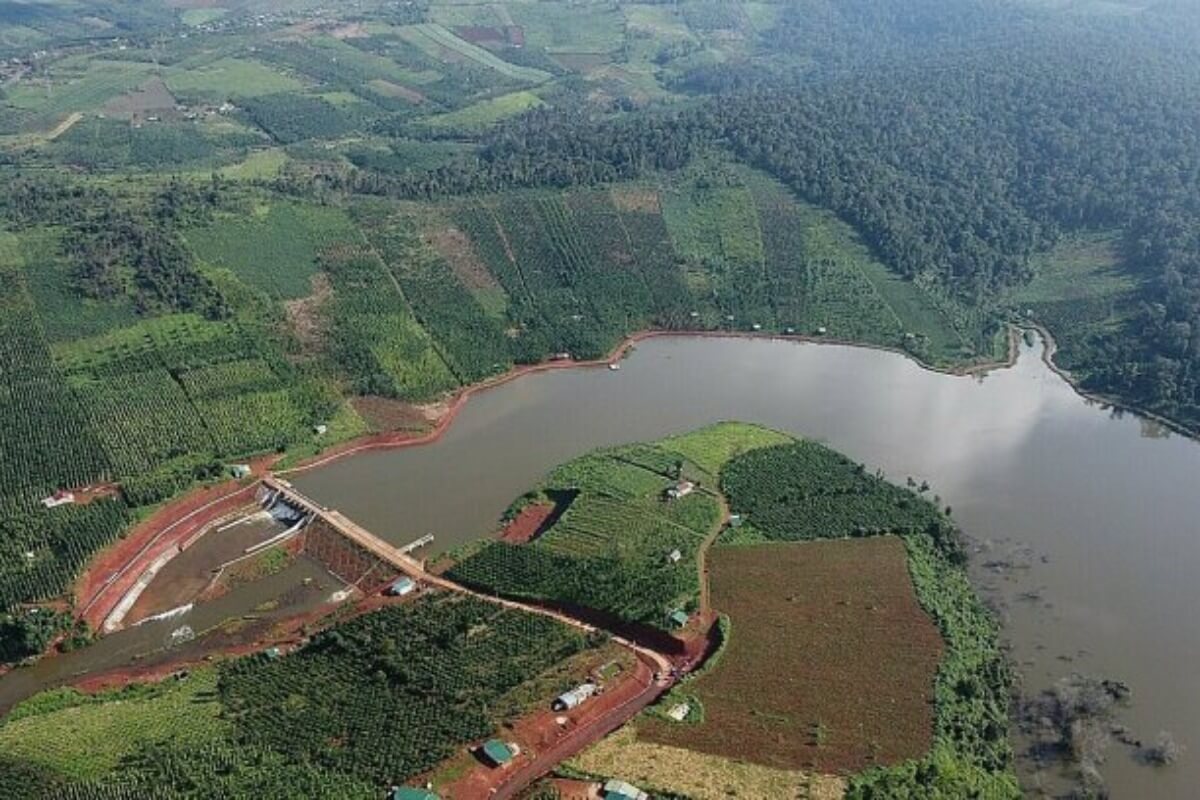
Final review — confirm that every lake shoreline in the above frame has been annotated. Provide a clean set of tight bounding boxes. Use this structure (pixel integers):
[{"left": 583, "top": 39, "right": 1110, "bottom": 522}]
[{"left": 278, "top": 325, "right": 1022, "bottom": 478}]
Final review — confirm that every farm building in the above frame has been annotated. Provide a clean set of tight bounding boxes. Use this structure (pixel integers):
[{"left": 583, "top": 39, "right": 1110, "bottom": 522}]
[
  {"left": 386, "top": 577, "right": 416, "bottom": 597},
  {"left": 553, "top": 682, "right": 597, "bottom": 711},
  {"left": 666, "top": 480, "right": 695, "bottom": 500},
  {"left": 667, "top": 609, "right": 689, "bottom": 628},
  {"left": 729, "top": 513, "right": 744, "bottom": 528},
  {"left": 666, "top": 549, "right": 682, "bottom": 564},
  {"left": 390, "top": 788, "right": 439, "bottom": 800},
  {"left": 313, "top": 423, "right": 328, "bottom": 435},
  {"left": 479, "top": 739, "right": 519, "bottom": 767},
  {"left": 229, "top": 464, "right": 251, "bottom": 479},
  {"left": 603, "top": 778, "right": 649, "bottom": 800},
  {"left": 40, "top": 490, "right": 75, "bottom": 509}
]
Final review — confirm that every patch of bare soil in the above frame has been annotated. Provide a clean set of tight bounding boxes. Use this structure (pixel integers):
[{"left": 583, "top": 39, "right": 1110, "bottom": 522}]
[
  {"left": 454, "top": 25, "right": 507, "bottom": 45},
  {"left": 425, "top": 225, "right": 504, "bottom": 291},
  {"left": 611, "top": 187, "right": 662, "bottom": 214},
  {"left": 350, "top": 395, "right": 431, "bottom": 432},
  {"left": 101, "top": 77, "right": 177, "bottom": 119},
  {"left": 284, "top": 272, "right": 332, "bottom": 354},
  {"left": 640, "top": 536, "right": 944, "bottom": 774},
  {"left": 330, "top": 22, "right": 368, "bottom": 39},
  {"left": 499, "top": 503, "right": 556, "bottom": 544},
  {"left": 367, "top": 79, "right": 426, "bottom": 104}
]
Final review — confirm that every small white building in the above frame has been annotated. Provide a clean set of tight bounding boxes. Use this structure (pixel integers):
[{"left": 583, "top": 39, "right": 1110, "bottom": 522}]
[
  {"left": 386, "top": 577, "right": 416, "bottom": 597},
  {"left": 553, "top": 682, "right": 597, "bottom": 711},
  {"left": 666, "top": 702, "right": 691, "bottom": 722},
  {"left": 41, "top": 490, "right": 75, "bottom": 509},
  {"left": 666, "top": 549, "right": 682, "bottom": 564},
  {"left": 666, "top": 481, "right": 695, "bottom": 500},
  {"left": 313, "top": 423, "right": 328, "bottom": 436}
]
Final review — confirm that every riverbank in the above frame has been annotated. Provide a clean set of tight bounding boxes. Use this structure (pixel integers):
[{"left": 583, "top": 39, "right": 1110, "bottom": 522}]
[
  {"left": 279, "top": 325, "right": 1021, "bottom": 478},
  {"left": 60, "top": 326, "right": 1017, "bottom": 650},
  {"left": 1025, "top": 321, "right": 1199, "bottom": 440}
]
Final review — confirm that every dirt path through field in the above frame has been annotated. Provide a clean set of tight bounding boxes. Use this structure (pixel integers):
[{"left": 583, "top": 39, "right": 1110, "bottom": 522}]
[
  {"left": 697, "top": 492, "right": 730, "bottom": 615},
  {"left": 45, "top": 111, "right": 83, "bottom": 140}
]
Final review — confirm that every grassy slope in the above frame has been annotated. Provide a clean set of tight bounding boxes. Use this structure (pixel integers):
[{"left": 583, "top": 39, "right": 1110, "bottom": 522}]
[
  {"left": 1007, "top": 230, "right": 1141, "bottom": 372},
  {"left": 447, "top": 423, "right": 789, "bottom": 628},
  {"left": 0, "top": 670, "right": 228, "bottom": 780}
]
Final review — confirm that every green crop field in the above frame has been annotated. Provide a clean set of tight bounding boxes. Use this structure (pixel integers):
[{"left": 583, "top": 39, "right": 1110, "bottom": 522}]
[
  {"left": 397, "top": 24, "right": 551, "bottom": 84},
  {"left": 163, "top": 58, "right": 307, "bottom": 99},
  {"left": 420, "top": 89, "right": 544, "bottom": 129},
  {"left": 509, "top": 3, "right": 625, "bottom": 54},
  {"left": 187, "top": 202, "right": 362, "bottom": 300},
  {"left": 1008, "top": 231, "right": 1141, "bottom": 372},
  {"left": 0, "top": 670, "right": 229, "bottom": 780},
  {"left": 0, "top": 594, "right": 598, "bottom": 797},
  {"left": 448, "top": 423, "right": 782, "bottom": 628},
  {"left": 4, "top": 60, "right": 157, "bottom": 120}
]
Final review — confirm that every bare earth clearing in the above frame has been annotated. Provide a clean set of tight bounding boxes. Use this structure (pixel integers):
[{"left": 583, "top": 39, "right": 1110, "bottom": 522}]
[{"left": 640, "top": 536, "right": 944, "bottom": 774}]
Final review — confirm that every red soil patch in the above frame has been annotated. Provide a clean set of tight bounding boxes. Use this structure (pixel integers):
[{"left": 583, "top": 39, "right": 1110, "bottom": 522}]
[
  {"left": 425, "top": 224, "right": 504, "bottom": 293},
  {"left": 349, "top": 395, "right": 431, "bottom": 432},
  {"left": 367, "top": 79, "right": 426, "bottom": 104},
  {"left": 455, "top": 25, "right": 507, "bottom": 45},
  {"left": 499, "top": 503, "right": 555, "bottom": 544},
  {"left": 283, "top": 272, "right": 331, "bottom": 355},
  {"left": 639, "top": 537, "right": 944, "bottom": 774},
  {"left": 443, "top": 651, "right": 665, "bottom": 800}
]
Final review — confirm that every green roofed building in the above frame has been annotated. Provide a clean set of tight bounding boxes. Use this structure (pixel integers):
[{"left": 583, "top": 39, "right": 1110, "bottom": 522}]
[
  {"left": 667, "top": 609, "right": 689, "bottom": 628},
  {"left": 480, "top": 738, "right": 518, "bottom": 767},
  {"left": 390, "top": 788, "right": 439, "bottom": 800},
  {"left": 603, "top": 778, "right": 650, "bottom": 800}
]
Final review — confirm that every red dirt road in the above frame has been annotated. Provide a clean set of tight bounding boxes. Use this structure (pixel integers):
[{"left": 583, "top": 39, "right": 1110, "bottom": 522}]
[{"left": 442, "top": 651, "right": 669, "bottom": 800}]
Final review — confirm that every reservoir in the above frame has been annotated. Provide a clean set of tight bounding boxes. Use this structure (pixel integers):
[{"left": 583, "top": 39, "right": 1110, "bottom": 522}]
[
  {"left": 294, "top": 334, "right": 1200, "bottom": 798},
  {"left": 5, "top": 334, "right": 1199, "bottom": 796}
]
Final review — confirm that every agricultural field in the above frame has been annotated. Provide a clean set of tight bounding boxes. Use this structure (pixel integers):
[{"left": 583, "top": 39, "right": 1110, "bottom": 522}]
[
  {"left": 0, "top": 594, "right": 600, "bottom": 797},
  {"left": 352, "top": 203, "right": 514, "bottom": 382},
  {"left": 186, "top": 201, "right": 363, "bottom": 300},
  {"left": 571, "top": 722, "right": 845, "bottom": 800},
  {"left": 162, "top": 58, "right": 307, "bottom": 100},
  {"left": 639, "top": 536, "right": 944, "bottom": 773},
  {"left": 419, "top": 88, "right": 544, "bottom": 130},
  {"left": 396, "top": 24, "right": 552, "bottom": 84},
  {"left": 562, "top": 432, "right": 1017, "bottom": 796},
  {"left": 0, "top": 669, "right": 229, "bottom": 780},
  {"left": 1007, "top": 231, "right": 1142, "bottom": 372},
  {"left": 447, "top": 423, "right": 781, "bottom": 628}
]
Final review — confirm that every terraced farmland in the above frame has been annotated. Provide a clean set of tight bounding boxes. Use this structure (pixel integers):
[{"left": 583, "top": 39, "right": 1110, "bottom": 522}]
[{"left": 447, "top": 423, "right": 783, "bottom": 628}]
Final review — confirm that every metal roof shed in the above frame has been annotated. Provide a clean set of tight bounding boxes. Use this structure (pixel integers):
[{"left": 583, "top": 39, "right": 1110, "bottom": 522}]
[
  {"left": 480, "top": 739, "right": 516, "bottom": 766},
  {"left": 390, "top": 789, "right": 439, "bottom": 800}
]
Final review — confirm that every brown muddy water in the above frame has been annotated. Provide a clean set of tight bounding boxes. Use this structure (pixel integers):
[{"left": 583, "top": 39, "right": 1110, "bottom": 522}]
[
  {"left": 3, "top": 334, "right": 1198, "bottom": 796},
  {"left": 290, "top": 334, "right": 1200, "bottom": 798},
  {"left": 0, "top": 556, "right": 337, "bottom": 710}
]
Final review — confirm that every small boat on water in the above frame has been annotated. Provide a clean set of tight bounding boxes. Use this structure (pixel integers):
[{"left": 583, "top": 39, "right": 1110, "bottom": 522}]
[{"left": 608, "top": 363, "right": 621, "bottom": 371}]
